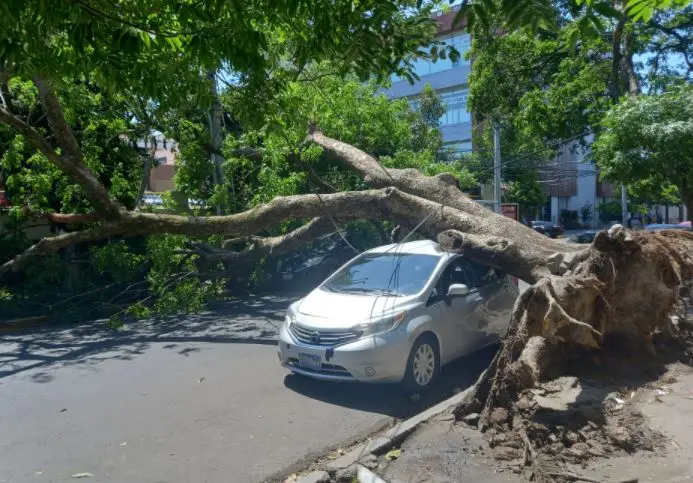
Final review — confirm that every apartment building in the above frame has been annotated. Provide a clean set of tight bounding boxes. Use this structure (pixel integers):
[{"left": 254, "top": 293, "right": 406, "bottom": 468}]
[{"left": 384, "top": 7, "right": 473, "bottom": 154}]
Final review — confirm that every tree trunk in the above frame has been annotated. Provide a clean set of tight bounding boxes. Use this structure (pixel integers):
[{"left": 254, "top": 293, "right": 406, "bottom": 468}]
[
  {"left": 609, "top": 12, "right": 627, "bottom": 101},
  {"left": 624, "top": 31, "right": 641, "bottom": 96},
  {"left": 207, "top": 70, "right": 225, "bottom": 215}
]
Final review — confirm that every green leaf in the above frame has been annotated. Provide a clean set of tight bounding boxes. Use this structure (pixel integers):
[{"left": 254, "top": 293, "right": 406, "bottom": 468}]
[
  {"left": 385, "top": 449, "right": 402, "bottom": 461},
  {"left": 591, "top": 1, "right": 626, "bottom": 20}
]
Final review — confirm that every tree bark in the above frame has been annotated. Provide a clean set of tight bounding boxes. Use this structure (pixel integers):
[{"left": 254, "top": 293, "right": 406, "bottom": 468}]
[
  {"left": 624, "top": 31, "right": 641, "bottom": 96},
  {"left": 0, "top": 186, "right": 574, "bottom": 282},
  {"left": 207, "top": 70, "right": 225, "bottom": 215},
  {"left": 609, "top": 7, "right": 627, "bottom": 101},
  {"left": 306, "top": 128, "right": 576, "bottom": 256}
]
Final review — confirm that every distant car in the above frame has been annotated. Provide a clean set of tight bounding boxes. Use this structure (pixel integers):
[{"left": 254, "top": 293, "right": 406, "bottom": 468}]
[
  {"left": 645, "top": 223, "right": 692, "bottom": 231},
  {"left": 572, "top": 230, "right": 598, "bottom": 244},
  {"left": 277, "top": 240, "right": 519, "bottom": 391},
  {"left": 531, "top": 221, "right": 564, "bottom": 238}
]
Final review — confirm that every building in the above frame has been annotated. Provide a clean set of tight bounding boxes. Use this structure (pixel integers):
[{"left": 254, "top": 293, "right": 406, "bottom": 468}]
[
  {"left": 140, "top": 133, "right": 178, "bottom": 194},
  {"left": 384, "top": 6, "right": 473, "bottom": 154}
]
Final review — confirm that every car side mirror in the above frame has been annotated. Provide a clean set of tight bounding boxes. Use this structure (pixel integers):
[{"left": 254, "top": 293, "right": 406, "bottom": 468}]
[{"left": 447, "top": 283, "right": 469, "bottom": 297}]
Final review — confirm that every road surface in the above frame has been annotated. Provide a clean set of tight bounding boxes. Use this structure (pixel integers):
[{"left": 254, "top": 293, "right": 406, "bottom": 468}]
[{"left": 0, "top": 296, "right": 495, "bottom": 483}]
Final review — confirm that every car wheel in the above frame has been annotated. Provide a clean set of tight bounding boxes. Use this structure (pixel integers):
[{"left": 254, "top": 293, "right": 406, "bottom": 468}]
[{"left": 402, "top": 334, "right": 440, "bottom": 393}]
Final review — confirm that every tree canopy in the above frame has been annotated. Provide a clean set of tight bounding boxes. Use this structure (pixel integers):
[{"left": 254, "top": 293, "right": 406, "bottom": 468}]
[{"left": 592, "top": 84, "right": 693, "bottom": 217}]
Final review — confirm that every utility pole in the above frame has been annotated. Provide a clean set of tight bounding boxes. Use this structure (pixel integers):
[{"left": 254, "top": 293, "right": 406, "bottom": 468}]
[
  {"left": 207, "top": 70, "right": 224, "bottom": 215},
  {"left": 493, "top": 122, "right": 502, "bottom": 214},
  {"left": 621, "top": 184, "right": 628, "bottom": 227}
]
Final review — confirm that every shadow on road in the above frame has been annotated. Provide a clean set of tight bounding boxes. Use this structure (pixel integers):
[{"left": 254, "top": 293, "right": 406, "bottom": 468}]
[
  {"left": 0, "top": 295, "right": 296, "bottom": 381},
  {"left": 283, "top": 344, "right": 498, "bottom": 419}
]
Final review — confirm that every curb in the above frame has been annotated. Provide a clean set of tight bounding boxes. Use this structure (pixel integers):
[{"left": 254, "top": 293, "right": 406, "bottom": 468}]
[{"left": 299, "top": 386, "right": 473, "bottom": 483}]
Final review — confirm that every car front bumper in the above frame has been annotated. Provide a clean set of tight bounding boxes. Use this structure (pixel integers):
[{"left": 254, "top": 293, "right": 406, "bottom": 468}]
[{"left": 277, "top": 322, "right": 411, "bottom": 383}]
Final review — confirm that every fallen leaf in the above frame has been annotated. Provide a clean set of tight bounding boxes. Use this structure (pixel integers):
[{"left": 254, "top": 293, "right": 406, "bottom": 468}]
[
  {"left": 71, "top": 473, "right": 93, "bottom": 478},
  {"left": 60, "top": 408, "right": 67, "bottom": 413},
  {"left": 198, "top": 376, "right": 206, "bottom": 383},
  {"left": 385, "top": 449, "right": 402, "bottom": 461}
]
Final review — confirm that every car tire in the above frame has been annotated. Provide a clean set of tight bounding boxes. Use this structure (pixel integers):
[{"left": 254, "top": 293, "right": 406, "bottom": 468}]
[{"left": 401, "top": 334, "right": 440, "bottom": 393}]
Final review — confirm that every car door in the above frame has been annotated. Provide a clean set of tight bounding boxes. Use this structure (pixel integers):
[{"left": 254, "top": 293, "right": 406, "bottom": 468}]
[
  {"left": 430, "top": 257, "right": 486, "bottom": 362},
  {"left": 473, "top": 266, "right": 518, "bottom": 345}
]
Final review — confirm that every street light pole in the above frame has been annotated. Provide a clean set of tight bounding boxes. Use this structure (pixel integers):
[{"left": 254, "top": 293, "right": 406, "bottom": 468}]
[
  {"left": 493, "top": 123, "right": 502, "bottom": 214},
  {"left": 621, "top": 184, "right": 628, "bottom": 227}
]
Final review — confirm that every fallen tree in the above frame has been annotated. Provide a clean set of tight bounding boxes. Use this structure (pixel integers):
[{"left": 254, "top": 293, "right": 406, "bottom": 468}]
[{"left": 3, "top": 80, "right": 693, "bottom": 480}]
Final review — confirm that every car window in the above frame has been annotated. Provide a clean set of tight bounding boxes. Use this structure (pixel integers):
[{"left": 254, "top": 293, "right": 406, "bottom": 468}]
[
  {"left": 322, "top": 253, "right": 440, "bottom": 296},
  {"left": 435, "top": 258, "right": 500, "bottom": 297}
]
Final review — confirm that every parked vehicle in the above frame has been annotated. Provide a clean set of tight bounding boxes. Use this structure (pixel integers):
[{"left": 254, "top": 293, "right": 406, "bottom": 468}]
[
  {"left": 645, "top": 223, "right": 692, "bottom": 231},
  {"left": 572, "top": 230, "right": 598, "bottom": 244},
  {"left": 531, "top": 220, "right": 564, "bottom": 238},
  {"left": 277, "top": 240, "right": 519, "bottom": 391}
]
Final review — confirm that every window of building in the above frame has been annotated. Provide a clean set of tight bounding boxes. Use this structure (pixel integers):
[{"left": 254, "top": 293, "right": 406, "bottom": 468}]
[
  {"left": 445, "top": 141, "right": 473, "bottom": 154},
  {"left": 392, "top": 32, "right": 471, "bottom": 81},
  {"left": 408, "top": 86, "right": 470, "bottom": 127},
  {"left": 439, "top": 87, "right": 470, "bottom": 126}
]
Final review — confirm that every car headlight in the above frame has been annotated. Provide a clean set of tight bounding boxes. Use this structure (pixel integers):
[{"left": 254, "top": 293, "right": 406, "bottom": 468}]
[
  {"left": 351, "top": 310, "right": 407, "bottom": 337},
  {"left": 285, "top": 305, "right": 297, "bottom": 326}
]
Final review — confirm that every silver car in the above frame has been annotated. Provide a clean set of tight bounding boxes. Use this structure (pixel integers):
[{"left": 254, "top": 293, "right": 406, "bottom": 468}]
[{"left": 277, "top": 240, "right": 519, "bottom": 391}]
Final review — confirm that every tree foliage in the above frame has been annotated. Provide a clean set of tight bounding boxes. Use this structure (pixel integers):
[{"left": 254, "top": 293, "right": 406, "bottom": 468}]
[
  {"left": 592, "top": 84, "right": 693, "bottom": 219},
  {"left": 465, "top": 0, "right": 692, "bottom": 214}
]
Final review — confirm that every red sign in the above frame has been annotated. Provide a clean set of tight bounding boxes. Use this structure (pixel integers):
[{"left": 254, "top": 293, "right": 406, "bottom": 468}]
[{"left": 501, "top": 203, "right": 519, "bottom": 221}]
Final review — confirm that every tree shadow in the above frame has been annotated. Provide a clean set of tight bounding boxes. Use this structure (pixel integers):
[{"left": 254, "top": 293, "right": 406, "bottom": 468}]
[
  {"left": 0, "top": 294, "right": 297, "bottom": 381},
  {"left": 283, "top": 345, "right": 499, "bottom": 419}
]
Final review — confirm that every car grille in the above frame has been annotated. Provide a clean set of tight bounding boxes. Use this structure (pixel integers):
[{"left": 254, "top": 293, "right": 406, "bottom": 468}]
[
  {"left": 289, "top": 322, "right": 362, "bottom": 347},
  {"left": 287, "top": 358, "right": 353, "bottom": 378}
]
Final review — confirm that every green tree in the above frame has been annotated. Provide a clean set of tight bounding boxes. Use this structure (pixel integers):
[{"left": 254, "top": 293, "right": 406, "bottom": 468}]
[{"left": 592, "top": 84, "right": 693, "bottom": 221}]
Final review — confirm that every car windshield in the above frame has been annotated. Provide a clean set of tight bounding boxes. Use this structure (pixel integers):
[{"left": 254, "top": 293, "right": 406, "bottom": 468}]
[{"left": 322, "top": 252, "right": 440, "bottom": 296}]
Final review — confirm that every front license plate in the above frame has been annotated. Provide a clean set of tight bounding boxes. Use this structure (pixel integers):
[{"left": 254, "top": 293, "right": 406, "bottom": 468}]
[{"left": 298, "top": 353, "right": 321, "bottom": 370}]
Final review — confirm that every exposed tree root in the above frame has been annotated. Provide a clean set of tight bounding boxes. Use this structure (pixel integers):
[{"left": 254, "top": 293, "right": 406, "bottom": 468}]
[{"left": 452, "top": 225, "right": 693, "bottom": 481}]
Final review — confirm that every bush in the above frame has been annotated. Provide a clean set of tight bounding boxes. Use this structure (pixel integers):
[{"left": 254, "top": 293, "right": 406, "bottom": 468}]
[{"left": 598, "top": 200, "right": 622, "bottom": 224}]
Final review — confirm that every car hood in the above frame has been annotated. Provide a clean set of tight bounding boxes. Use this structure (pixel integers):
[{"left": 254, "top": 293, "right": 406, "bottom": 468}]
[{"left": 295, "top": 288, "right": 416, "bottom": 329}]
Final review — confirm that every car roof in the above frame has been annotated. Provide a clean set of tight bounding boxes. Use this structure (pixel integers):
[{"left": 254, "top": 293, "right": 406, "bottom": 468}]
[{"left": 365, "top": 239, "right": 450, "bottom": 257}]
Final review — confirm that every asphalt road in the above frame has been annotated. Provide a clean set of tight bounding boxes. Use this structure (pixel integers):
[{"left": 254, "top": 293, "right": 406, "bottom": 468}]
[{"left": 0, "top": 296, "right": 496, "bottom": 483}]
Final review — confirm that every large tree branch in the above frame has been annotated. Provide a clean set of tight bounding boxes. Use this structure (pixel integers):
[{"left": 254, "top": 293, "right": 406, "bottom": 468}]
[
  {"left": 189, "top": 217, "right": 336, "bottom": 266},
  {"left": 0, "top": 188, "right": 560, "bottom": 282},
  {"left": 33, "top": 78, "right": 123, "bottom": 220},
  {"left": 305, "top": 128, "right": 578, "bottom": 256}
]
